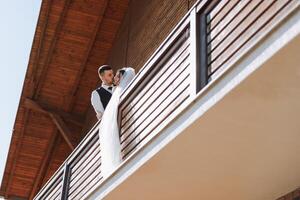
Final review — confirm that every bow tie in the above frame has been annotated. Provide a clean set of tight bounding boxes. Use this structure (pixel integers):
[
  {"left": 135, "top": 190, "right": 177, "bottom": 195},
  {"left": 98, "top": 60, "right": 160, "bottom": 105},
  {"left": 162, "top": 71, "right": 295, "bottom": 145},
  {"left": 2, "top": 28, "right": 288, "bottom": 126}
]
[{"left": 108, "top": 86, "right": 113, "bottom": 91}]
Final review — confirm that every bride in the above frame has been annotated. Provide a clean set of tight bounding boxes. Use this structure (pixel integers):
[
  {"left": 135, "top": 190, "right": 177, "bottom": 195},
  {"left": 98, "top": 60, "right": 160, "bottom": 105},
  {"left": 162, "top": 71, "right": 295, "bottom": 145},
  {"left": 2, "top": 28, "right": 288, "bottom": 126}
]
[{"left": 98, "top": 67, "right": 135, "bottom": 178}]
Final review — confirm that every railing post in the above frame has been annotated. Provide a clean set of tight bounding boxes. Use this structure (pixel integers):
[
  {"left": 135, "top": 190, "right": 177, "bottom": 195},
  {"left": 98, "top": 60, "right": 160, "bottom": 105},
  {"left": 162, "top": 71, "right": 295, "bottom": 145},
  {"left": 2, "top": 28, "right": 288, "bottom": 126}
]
[
  {"left": 189, "top": 7, "right": 199, "bottom": 97},
  {"left": 199, "top": 10, "right": 208, "bottom": 90},
  {"left": 190, "top": 3, "right": 209, "bottom": 97},
  {"left": 61, "top": 163, "right": 70, "bottom": 200}
]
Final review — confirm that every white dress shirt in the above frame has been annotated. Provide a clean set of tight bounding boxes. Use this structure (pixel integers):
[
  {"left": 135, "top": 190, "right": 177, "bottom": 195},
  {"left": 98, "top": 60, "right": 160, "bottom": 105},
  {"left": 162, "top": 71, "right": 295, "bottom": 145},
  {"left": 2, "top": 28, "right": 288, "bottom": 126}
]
[{"left": 91, "top": 84, "right": 114, "bottom": 120}]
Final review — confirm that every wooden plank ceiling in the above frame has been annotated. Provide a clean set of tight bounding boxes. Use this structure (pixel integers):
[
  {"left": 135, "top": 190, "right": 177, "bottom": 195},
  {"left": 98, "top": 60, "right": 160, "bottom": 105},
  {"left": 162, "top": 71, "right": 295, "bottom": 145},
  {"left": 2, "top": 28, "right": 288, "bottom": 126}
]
[{"left": 0, "top": 0, "right": 129, "bottom": 199}]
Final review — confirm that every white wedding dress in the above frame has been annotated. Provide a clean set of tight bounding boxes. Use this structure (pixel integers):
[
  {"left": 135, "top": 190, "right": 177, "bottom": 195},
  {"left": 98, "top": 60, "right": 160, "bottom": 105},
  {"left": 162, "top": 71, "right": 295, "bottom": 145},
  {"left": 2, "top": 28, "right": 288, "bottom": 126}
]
[{"left": 98, "top": 67, "right": 135, "bottom": 178}]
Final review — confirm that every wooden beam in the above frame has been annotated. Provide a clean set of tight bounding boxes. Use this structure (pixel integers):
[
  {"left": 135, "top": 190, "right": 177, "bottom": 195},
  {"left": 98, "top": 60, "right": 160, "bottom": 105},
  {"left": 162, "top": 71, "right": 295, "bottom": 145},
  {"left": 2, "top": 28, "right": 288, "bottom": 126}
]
[
  {"left": 23, "top": 98, "right": 76, "bottom": 150},
  {"left": 49, "top": 113, "right": 75, "bottom": 150},
  {"left": 23, "top": 98, "right": 83, "bottom": 126},
  {"left": 23, "top": 98, "right": 48, "bottom": 114},
  {"left": 29, "top": 131, "right": 59, "bottom": 199}
]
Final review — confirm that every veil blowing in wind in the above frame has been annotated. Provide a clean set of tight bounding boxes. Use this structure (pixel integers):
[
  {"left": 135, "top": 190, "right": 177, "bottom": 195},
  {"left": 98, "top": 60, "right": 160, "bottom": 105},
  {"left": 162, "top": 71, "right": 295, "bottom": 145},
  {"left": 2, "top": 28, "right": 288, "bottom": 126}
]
[{"left": 98, "top": 67, "right": 135, "bottom": 178}]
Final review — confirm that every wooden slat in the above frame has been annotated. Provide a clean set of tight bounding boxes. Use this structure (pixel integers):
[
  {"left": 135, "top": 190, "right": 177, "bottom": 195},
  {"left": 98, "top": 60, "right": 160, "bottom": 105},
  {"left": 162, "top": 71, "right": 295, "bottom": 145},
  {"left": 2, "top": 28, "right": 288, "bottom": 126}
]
[
  {"left": 68, "top": 170, "right": 102, "bottom": 199},
  {"left": 207, "top": 0, "right": 252, "bottom": 43},
  {"left": 122, "top": 83, "right": 190, "bottom": 158},
  {"left": 50, "top": 187, "right": 61, "bottom": 200},
  {"left": 121, "top": 37, "right": 190, "bottom": 115},
  {"left": 120, "top": 24, "right": 190, "bottom": 101},
  {"left": 120, "top": 62, "right": 190, "bottom": 142},
  {"left": 120, "top": 41, "right": 190, "bottom": 120},
  {"left": 74, "top": 178, "right": 102, "bottom": 200},
  {"left": 121, "top": 60, "right": 190, "bottom": 136},
  {"left": 69, "top": 132, "right": 99, "bottom": 171},
  {"left": 121, "top": 51, "right": 190, "bottom": 129},
  {"left": 69, "top": 153, "right": 100, "bottom": 186},
  {"left": 118, "top": 16, "right": 192, "bottom": 161},
  {"left": 67, "top": 131, "right": 102, "bottom": 197},
  {"left": 37, "top": 172, "right": 63, "bottom": 200},
  {"left": 68, "top": 162, "right": 101, "bottom": 196},
  {"left": 206, "top": 0, "right": 230, "bottom": 23},
  {"left": 46, "top": 180, "right": 62, "bottom": 200},
  {"left": 68, "top": 158, "right": 101, "bottom": 195},
  {"left": 33, "top": 122, "right": 101, "bottom": 199},
  {"left": 70, "top": 141, "right": 100, "bottom": 175},
  {"left": 209, "top": 0, "right": 294, "bottom": 74},
  {"left": 69, "top": 149, "right": 101, "bottom": 184},
  {"left": 66, "top": 122, "right": 100, "bottom": 164},
  {"left": 121, "top": 74, "right": 190, "bottom": 153},
  {"left": 44, "top": 177, "right": 63, "bottom": 199},
  {"left": 207, "top": 0, "right": 241, "bottom": 32},
  {"left": 71, "top": 173, "right": 102, "bottom": 200},
  {"left": 70, "top": 157, "right": 101, "bottom": 188},
  {"left": 208, "top": 0, "right": 266, "bottom": 57}
]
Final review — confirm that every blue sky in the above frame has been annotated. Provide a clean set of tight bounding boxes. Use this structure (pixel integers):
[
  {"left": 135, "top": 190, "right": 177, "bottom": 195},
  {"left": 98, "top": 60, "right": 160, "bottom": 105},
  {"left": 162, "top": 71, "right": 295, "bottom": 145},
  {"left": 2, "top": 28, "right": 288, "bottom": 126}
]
[{"left": 0, "top": 0, "right": 42, "bottom": 190}]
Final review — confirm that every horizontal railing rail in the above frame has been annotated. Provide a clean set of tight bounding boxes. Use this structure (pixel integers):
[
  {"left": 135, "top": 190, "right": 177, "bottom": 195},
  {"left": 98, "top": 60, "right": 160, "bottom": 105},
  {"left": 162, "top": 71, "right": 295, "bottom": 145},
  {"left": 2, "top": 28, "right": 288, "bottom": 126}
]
[
  {"left": 117, "top": 0, "right": 218, "bottom": 160},
  {"left": 34, "top": 0, "right": 298, "bottom": 198},
  {"left": 34, "top": 120, "right": 102, "bottom": 200}
]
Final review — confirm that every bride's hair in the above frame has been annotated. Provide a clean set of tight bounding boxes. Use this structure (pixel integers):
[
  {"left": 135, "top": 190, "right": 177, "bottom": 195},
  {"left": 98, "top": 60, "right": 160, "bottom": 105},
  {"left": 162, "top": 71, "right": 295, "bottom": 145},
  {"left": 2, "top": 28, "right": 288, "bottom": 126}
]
[
  {"left": 118, "top": 69, "right": 125, "bottom": 75},
  {"left": 117, "top": 69, "right": 126, "bottom": 79}
]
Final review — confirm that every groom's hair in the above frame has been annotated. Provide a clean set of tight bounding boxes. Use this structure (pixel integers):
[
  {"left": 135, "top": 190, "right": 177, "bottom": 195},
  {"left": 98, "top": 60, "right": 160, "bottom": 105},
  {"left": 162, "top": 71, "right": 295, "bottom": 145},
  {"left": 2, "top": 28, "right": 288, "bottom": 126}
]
[{"left": 98, "top": 65, "right": 112, "bottom": 76}]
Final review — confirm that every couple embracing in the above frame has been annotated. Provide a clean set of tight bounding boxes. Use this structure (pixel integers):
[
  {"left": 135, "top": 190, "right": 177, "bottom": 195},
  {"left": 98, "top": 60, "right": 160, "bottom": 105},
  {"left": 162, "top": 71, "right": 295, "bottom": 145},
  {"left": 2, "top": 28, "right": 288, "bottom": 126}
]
[{"left": 91, "top": 65, "right": 135, "bottom": 178}]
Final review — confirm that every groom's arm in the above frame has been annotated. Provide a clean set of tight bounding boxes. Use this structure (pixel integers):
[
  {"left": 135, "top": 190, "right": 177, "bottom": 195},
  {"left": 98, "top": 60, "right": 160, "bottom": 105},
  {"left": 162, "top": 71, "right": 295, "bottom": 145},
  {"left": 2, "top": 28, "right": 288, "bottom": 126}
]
[{"left": 91, "top": 90, "right": 104, "bottom": 120}]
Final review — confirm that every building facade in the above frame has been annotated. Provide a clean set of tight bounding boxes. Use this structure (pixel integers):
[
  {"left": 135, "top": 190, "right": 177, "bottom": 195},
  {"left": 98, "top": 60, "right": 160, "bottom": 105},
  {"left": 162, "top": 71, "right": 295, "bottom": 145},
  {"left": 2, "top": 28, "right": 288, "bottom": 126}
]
[{"left": 1, "top": 0, "right": 300, "bottom": 199}]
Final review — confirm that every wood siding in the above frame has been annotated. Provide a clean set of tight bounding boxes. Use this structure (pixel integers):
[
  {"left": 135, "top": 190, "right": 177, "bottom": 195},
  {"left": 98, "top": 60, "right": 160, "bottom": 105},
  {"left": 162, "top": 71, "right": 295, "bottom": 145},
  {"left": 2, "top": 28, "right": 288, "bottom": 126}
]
[
  {"left": 119, "top": 29, "right": 191, "bottom": 159},
  {"left": 67, "top": 132, "right": 102, "bottom": 199},
  {"left": 207, "top": 0, "right": 299, "bottom": 79}
]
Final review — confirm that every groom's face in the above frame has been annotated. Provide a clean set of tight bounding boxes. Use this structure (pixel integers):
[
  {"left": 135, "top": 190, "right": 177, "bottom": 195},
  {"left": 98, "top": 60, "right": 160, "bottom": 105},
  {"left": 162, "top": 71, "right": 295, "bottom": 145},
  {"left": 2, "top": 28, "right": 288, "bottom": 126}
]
[{"left": 101, "top": 69, "right": 114, "bottom": 85}]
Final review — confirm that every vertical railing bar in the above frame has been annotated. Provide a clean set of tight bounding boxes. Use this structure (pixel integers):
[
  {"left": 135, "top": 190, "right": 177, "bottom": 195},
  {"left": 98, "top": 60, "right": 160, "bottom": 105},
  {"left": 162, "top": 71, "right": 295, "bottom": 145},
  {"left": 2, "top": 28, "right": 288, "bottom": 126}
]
[
  {"left": 199, "top": 10, "right": 209, "bottom": 91},
  {"left": 61, "top": 163, "right": 71, "bottom": 200},
  {"left": 189, "top": 7, "right": 199, "bottom": 97}
]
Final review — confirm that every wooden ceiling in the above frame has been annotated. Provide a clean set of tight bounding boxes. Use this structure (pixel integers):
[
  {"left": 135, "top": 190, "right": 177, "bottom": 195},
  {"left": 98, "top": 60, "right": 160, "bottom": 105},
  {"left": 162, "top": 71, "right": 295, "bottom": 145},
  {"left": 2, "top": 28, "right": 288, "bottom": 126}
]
[{"left": 0, "top": 0, "right": 129, "bottom": 199}]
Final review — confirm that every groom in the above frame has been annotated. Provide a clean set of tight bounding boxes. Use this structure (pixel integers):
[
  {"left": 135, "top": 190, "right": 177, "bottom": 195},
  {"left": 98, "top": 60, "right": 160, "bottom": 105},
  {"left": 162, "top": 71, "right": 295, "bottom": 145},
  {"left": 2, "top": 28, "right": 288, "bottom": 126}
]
[{"left": 91, "top": 65, "right": 114, "bottom": 120}]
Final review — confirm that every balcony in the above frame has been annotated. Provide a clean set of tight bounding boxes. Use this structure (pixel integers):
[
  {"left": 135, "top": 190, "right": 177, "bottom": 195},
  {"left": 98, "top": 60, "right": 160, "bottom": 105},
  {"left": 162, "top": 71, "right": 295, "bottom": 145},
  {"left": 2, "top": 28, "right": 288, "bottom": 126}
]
[{"left": 34, "top": 0, "right": 300, "bottom": 199}]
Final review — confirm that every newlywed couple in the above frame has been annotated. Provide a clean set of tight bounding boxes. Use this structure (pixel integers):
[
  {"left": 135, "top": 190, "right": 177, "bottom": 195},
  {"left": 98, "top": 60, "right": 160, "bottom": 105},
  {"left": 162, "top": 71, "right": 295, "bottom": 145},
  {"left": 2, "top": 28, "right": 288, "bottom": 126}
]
[{"left": 91, "top": 65, "right": 135, "bottom": 178}]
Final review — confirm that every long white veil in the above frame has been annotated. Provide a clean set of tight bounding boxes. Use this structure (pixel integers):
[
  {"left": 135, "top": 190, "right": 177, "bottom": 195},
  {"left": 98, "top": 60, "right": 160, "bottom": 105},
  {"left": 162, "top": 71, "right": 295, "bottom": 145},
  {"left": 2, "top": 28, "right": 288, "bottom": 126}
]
[{"left": 99, "top": 67, "right": 135, "bottom": 178}]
